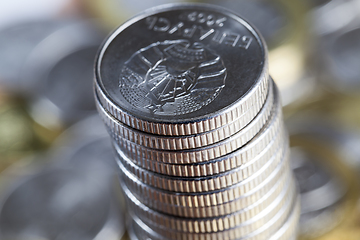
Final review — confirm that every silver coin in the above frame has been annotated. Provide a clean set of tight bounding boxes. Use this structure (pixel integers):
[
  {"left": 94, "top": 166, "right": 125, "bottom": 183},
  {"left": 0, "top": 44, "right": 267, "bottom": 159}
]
[
  {"left": 291, "top": 146, "right": 346, "bottom": 213},
  {"left": 22, "top": 21, "right": 105, "bottom": 126},
  {"left": 268, "top": 195, "right": 300, "bottom": 240},
  {"left": 125, "top": 185, "right": 297, "bottom": 240},
  {"left": 95, "top": 3, "right": 269, "bottom": 136},
  {"left": 111, "top": 80, "right": 282, "bottom": 164},
  {"left": 124, "top": 168, "right": 294, "bottom": 224},
  {"left": 124, "top": 155, "right": 291, "bottom": 219},
  {"left": 290, "top": 145, "right": 348, "bottom": 237},
  {"left": 116, "top": 138, "right": 285, "bottom": 193},
  {"left": 119, "top": 147, "right": 290, "bottom": 214},
  {"left": 96, "top": 79, "right": 273, "bottom": 150},
  {"left": 0, "top": 167, "right": 122, "bottom": 240},
  {"left": 122, "top": 174, "right": 296, "bottom": 236},
  {"left": 116, "top": 126, "right": 286, "bottom": 193},
  {"left": 127, "top": 184, "right": 299, "bottom": 240},
  {"left": 55, "top": 135, "right": 117, "bottom": 176},
  {"left": 0, "top": 20, "right": 67, "bottom": 93},
  {"left": 323, "top": 27, "right": 360, "bottom": 91},
  {"left": 113, "top": 123, "right": 285, "bottom": 178},
  {"left": 49, "top": 115, "right": 119, "bottom": 185},
  {"left": 94, "top": 3, "right": 297, "bottom": 240}
]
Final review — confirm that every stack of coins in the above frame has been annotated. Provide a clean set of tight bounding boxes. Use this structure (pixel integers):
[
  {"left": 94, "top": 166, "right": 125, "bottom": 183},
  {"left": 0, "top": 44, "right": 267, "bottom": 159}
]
[{"left": 94, "top": 4, "right": 300, "bottom": 240}]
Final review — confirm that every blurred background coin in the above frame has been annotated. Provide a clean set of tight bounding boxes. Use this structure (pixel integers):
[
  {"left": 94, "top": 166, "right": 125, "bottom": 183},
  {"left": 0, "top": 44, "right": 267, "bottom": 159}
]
[
  {"left": 0, "top": 0, "right": 360, "bottom": 239},
  {"left": 84, "top": 0, "right": 195, "bottom": 30},
  {"left": 0, "top": 114, "right": 126, "bottom": 240},
  {"left": 286, "top": 114, "right": 360, "bottom": 240},
  {"left": 198, "top": 0, "right": 315, "bottom": 107},
  {"left": 0, "top": 166, "right": 123, "bottom": 240},
  {"left": 0, "top": 20, "right": 68, "bottom": 93},
  {"left": 21, "top": 20, "right": 105, "bottom": 129}
]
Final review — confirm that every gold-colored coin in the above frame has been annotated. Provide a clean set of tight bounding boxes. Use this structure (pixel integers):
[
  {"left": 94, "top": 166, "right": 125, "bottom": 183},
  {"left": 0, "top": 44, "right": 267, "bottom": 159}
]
[{"left": 0, "top": 96, "right": 61, "bottom": 173}]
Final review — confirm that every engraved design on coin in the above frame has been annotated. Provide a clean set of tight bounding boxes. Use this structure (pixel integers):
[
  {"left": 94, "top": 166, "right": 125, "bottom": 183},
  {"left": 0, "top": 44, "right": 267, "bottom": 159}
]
[{"left": 119, "top": 39, "right": 227, "bottom": 115}]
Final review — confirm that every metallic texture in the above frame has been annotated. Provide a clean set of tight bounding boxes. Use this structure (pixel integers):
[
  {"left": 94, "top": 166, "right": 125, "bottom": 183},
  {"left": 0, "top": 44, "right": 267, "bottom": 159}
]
[
  {"left": 95, "top": 3, "right": 269, "bottom": 136},
  {"left": 94, "top": 3, "right": 299, "bottom": 240},
  {"left": 96, "top": 80, "right": 273, "bottom": 150}
]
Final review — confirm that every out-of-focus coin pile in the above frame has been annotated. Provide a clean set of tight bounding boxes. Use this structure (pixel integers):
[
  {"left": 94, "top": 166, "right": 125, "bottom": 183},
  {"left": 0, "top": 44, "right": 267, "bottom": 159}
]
[
  {"left": 0, "top": 115, "right": 126, "bottom": 240},
  {"left": 94, "top": 4, "right": 299, "bottom": 240},
  {"left": 0, "top": 0, "right": 360, "bottom": 239}
]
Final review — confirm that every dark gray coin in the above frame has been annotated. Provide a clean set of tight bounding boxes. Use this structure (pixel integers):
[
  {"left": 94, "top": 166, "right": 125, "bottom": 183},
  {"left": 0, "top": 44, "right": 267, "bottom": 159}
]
[
  {"left": 310, "top": 0, "right": 333, "bottom": 8},
  {"left": 23, "top": 21, "right": 105, "bottom": 125},
  {"left": 0, "top": 167, "right": 112, "bottom": 240},
  {"left": 290, "top": 145, "right": 348, "bottom": 237},
  {"left": 0, "top": 20, "right": 67, "bottom": 93},
  {"left": 291, "top": 146, "right": 347, "bottom": 213},
  {"left": 50, "top": 115, "right": 118, "bottom": 184},
  {"left": 96, "top": 3, "right": 268, "bottom": 135},
  {"left": 326, "top": 27, "right": 360, "bottom": 90}
]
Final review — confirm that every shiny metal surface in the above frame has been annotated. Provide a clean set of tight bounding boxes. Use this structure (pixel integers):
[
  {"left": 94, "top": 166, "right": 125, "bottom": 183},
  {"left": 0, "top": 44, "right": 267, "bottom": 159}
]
[
  {"left": 110, "top": 82, "right": 282, "bottom": 164},
  {"left": 116, "top": 140, "right": 286, "bottom": 193},
  {"left": 95, "top": 3, "right": 269, "bottom": 136},
  {"left": 94, "top": 3, "right": 298, "bottom": 240},
  {"left": 123, "top": 179, "right": 296, "bottom": 236},
  {"left": 127, "top": 194, "right": 299, "bottom": 240},
  {"left": 120, "top": 147, "right": 287, "bottom": 201},
  {"left": 114, "top": 126, "right": 285, "bottom": 177},
  {"left": 96, "top": 80, "right": 273, "bottom": 150},
  {"left": 123, "top": 155, "right": 290, "bottom": 219}
]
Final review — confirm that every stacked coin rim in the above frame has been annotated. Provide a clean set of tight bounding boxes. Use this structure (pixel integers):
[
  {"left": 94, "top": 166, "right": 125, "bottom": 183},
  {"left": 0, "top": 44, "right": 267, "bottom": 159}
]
[{"left": 94, "top": 3, "right": 299, "bottom": 240}]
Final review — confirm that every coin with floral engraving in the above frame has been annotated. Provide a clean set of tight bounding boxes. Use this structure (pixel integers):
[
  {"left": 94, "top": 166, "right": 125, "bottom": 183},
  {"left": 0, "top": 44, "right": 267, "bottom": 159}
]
[{"left": 95, "top": 3, "right": 269, "bottom": 135}]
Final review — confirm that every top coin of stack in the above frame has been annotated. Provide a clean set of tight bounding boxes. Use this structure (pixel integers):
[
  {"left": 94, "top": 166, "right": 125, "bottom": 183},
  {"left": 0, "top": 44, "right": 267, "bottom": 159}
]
[{"left": 94, "top": 3, "right": 299, "bottom": 240}]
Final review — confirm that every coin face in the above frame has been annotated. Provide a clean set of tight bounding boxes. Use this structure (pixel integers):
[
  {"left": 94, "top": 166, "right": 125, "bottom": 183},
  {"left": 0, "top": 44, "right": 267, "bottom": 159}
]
[{"left": 97, "top": 4, "right": 266, "bottom": 122}]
